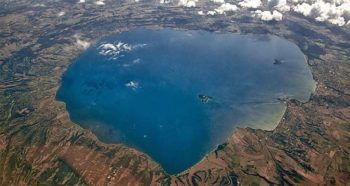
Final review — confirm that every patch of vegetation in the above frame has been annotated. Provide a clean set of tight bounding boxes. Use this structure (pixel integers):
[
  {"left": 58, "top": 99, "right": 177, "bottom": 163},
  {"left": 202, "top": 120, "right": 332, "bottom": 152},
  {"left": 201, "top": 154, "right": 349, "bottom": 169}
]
[
  {"left": 272, "top": 133, "right": 287, "bottom": 146},
  {"left": 276, "top": 163, "right": 305, "bottom": 184},
  {"left": 38, "top": 157, "right": 87, "bottom": 185}
]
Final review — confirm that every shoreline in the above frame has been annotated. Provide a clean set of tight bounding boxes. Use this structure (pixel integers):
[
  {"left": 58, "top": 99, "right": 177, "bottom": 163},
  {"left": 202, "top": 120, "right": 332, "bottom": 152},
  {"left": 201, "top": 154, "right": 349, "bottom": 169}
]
[{"left": 1, "top": 2, "right": 349, "bottom": 184}]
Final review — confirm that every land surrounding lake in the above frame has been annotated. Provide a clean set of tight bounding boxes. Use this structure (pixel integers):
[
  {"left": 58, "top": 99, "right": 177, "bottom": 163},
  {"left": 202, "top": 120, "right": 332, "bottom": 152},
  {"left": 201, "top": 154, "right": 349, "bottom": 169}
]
[
  {"left": 1, "top": 1, "right": 349, "bottom": 185},
  {"left": 57, "top": 29, "right": 315, "bottom": 174}
]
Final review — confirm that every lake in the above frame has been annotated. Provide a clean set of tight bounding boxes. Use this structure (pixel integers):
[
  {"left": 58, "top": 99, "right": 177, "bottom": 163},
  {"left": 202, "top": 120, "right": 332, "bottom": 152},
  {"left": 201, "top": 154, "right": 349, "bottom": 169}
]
[{"left": 57, "top": 28, "right": 315, "bottom": 174}]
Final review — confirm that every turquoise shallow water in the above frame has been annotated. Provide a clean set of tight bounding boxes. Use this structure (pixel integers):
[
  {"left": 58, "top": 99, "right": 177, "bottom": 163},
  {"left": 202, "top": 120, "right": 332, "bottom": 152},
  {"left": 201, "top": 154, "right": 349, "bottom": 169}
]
[{"left": 57, "top": 29, "right": 314, "bottom": 174}]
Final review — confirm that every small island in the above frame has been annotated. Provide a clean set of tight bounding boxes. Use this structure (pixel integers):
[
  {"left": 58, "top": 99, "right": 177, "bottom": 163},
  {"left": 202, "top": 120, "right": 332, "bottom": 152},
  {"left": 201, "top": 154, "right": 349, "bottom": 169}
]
[
  {"left": 198, "top": 94, "right": 213, "bottom": 103},
  {"left": 273, "top": 58, "right": 284, "bottom": 65}
]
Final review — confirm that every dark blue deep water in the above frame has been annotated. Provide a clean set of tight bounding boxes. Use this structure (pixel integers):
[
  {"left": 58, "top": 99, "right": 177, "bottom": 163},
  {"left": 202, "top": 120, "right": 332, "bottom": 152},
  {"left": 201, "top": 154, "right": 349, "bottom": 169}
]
[{"left": 57, "top": 29, "right": 314, "bottom": 174}]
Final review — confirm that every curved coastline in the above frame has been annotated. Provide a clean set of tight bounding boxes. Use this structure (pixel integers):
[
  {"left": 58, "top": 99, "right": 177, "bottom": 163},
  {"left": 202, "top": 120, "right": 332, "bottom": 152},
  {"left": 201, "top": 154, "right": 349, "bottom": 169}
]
[{"left": 56, "top": 28, "right": 316, "bottom": 175}]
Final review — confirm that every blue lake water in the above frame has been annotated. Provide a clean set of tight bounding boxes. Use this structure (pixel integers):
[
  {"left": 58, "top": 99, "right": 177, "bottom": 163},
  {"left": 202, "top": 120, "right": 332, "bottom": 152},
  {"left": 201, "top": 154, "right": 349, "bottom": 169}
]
[{"left": 57, "top": 29, "right": 315, "bottom": 174}]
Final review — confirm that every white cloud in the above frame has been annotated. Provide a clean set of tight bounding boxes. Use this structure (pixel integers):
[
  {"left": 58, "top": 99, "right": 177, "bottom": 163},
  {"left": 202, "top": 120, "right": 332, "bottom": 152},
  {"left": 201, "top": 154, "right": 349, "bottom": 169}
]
[
  {"left": 253, "top": 10, "right": 283, "bottom": 21},
  {"left": 100, "top": 43, "right": 118, "bottom": 51},
  {"left": 122, "top": 58, "right": 141, "bottom": 67},
  {"left": 74, "top": 34, "right": 90, "bottom": 49},
  {"left": 78, "top": 0, "right": 86, "bottom": 3},
  {"left": 215, "top": 3, "right": 238, "bottom": 14},
  {"left": 76, "top": 39, "right": 91, "bottom": 49},
  {"left": 339, "top": 2, "right": 350, "bottom": 20},
  {"left": 58, "top": 11, "right": 65, "bottom": 17},
  {"left": 211, "top": 0, "right": 225, "bottom": 4},
  {"left": 133, "top": 58, "right": 141, "bottom": 64},
  {"left": 160, "top": 0, "right": 171, "bottom": 4},
  {"left": 176, "top": 0, "right": 349, "bottom": 27},
  {"left": 293, "top": 0, "right": 350, "bottom": 26},
  {"left": 328, "top": 16, "right": 346, "bottom": 25},
  {"left": 294, "top": 2, "right": 312, "bottom": 15},
  {"left": 98, "top": 42, "right": 146, "bottom": 59},
  {"left": 178, "top": 0, "right": 198, "bottom": 7},
  {"left": 33, "top": 3, "right": 46, "bottom": 7},
  {"left": 238, "top": 0, "right": 262, "bottom": 8},
  {"left": 268, "top": 0, "right": 290, "bottom": 12},
  {"left": 125, "top": 81, "right": 139, "bottom": 90},
  {"left": 207, "top": 10, "right": 217, "bottom": 15},
  {"left": 95, "top": 0, "right": 105, "bottom": 5}
]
